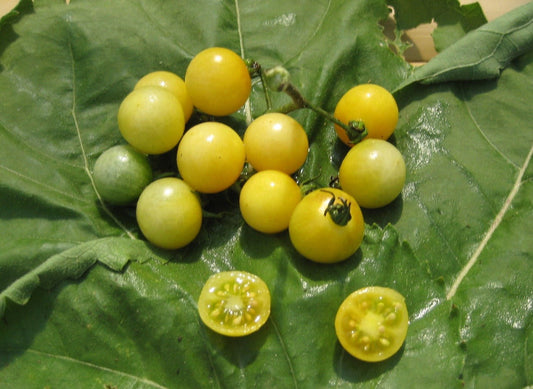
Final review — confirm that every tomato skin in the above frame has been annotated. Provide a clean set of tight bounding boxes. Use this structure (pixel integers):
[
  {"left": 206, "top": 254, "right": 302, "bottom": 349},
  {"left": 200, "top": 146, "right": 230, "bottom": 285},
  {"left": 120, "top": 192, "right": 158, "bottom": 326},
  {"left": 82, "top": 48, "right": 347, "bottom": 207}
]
[
  {"left": 339, "top": 138, "right": 406, "bottom": 209},
  {"left": 335, "top": 286, "right": 409, "bottom": 362},
  {"left": 185, "top": 47, "right": 251, "bottom": 116},
  {"left": 93, "top": 145, "right": 152, "bottom": 205},
  {"left": 198, "top": 271, "right": 271, "bottom": 337},
  {"left": 334, "top": 84, "right": 398, "bottom": 145},
  {"left": 243, "top": 113, "right": 309, "bottom": 174},
  {"left": 118, "top": 86, "right": 185, "bottom": 154},
  {"left": 239, "top": 170, "right": 302, "bottom": 234},
  {"left": 135, "top": 71, "right": 194, "bottom": 122},
  {"left": 177, "top": 122, "right": 245, "bottom": 193},
  {"left": 288, "top": 188, "right": 364, "bottom": 263},
  {"left": 136, "top": 177, "right": 202, "bottom": 249}
]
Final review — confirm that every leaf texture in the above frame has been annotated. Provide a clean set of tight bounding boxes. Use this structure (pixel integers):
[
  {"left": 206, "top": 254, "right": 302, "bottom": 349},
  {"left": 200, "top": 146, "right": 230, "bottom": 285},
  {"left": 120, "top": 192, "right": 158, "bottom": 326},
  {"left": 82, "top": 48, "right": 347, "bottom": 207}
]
[{"left": 0, "top": 0, "right": 531, "bottom": 387}]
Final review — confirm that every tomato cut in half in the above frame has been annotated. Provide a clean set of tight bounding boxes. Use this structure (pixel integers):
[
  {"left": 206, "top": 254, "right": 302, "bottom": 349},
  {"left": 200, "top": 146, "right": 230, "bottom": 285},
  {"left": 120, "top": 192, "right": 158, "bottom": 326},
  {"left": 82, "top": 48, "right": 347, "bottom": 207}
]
[
  {"left": 198, "top": 271, "right": 271, "bottom": 337},
  {"left": 335, "top": 286, "right": 409, "bottom": 362}
]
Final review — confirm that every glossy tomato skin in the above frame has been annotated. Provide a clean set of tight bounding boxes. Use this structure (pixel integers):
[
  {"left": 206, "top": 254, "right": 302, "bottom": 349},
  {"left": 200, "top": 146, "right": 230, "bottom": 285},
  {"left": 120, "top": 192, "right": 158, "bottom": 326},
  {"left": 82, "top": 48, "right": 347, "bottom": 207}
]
[
  {"left": 198, "top": 271, "right": 271, "bottom": 337},
  {"left": 118, "top": 86, "right": 185, "bottom": 154},
  {"left": 243, "top": 113, "right": 309, "bottom": 174},
  {"left": 136, "top": 177, "right": 202, "bottom": 249},
  {"left": 339, "top": 138, "right": 406, "bottom": 209},
  {"left": 185, "top": 47, "right": 251, "bottom": 116},
  {"left": 335, "top": 286, "right": 409, "bottom": 362},
  {"left": 288, "top": 188, "right": 364, "bottom": 263},
  {"left": 239, "top": 170, "right": 302, "bottom": 234},
  {"left": 334, "top": 84, "right": 398, "bottom": 145},
  {"left": 93, "top": 145, "right": 152, "bottom": 205},
  {"left": 177, "top": 122, "right": 245, "bottom": 193},
  {"left": 135, "top": 70, "right": 194, "bottom": 122}
]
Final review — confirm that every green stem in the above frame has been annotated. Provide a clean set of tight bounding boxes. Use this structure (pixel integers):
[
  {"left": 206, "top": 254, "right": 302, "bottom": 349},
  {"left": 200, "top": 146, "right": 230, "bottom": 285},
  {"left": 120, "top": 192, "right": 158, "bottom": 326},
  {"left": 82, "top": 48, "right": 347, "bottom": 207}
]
[
  {"left": 281, "top": 83, "right": 368, "bottom": 145},
  {"left": 259, "top": 64, "right": 368, "bottom": 145},
  {"left": 259, "top": 67, "right": 273, "bottom": 111}
]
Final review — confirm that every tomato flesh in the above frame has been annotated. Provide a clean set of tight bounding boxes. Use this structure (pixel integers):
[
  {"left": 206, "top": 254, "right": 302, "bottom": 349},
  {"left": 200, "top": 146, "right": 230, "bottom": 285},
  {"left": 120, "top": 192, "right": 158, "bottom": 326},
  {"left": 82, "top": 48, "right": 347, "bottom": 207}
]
[
  {"left": 198, "top": 271, "right": 271, "bottom": 337},
  {"left": 335, "top": 286, "right": 409, "bottom": 362}
]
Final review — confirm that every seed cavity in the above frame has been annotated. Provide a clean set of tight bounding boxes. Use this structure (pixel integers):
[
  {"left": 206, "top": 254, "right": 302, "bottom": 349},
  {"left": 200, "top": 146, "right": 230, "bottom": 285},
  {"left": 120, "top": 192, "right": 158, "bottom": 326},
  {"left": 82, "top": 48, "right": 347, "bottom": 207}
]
[
  {"left": 208, "top": 280, "right": 263, "bottom": 327},
  {"left": 379, "top": 337, "right": 390, "bottom": 347}
]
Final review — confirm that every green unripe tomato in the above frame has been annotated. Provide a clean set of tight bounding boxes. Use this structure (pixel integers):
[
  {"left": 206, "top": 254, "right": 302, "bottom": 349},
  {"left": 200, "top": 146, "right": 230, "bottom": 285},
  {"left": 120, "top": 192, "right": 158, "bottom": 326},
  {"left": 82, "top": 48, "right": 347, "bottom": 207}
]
[
  {"left": 118, "top": 86, "right": 185, "bottom": 154},
  {"left": 93, "top": 145, "right": 152, "bottom": 205}
]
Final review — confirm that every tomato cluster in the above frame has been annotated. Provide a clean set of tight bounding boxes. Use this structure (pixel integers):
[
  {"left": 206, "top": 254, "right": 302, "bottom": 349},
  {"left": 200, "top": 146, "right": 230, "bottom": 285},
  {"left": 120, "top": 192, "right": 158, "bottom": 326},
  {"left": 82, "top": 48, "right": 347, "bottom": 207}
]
[{"left": 91, "top": 46, "right": 409, "bottom": 361}]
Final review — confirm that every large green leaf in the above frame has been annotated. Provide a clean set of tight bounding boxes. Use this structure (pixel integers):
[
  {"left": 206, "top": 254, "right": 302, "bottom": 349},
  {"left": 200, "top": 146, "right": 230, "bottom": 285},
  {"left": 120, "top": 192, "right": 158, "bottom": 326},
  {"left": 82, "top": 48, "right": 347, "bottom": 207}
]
[{"left": 0, "top": 0, "right": 531, "bottom": 388}]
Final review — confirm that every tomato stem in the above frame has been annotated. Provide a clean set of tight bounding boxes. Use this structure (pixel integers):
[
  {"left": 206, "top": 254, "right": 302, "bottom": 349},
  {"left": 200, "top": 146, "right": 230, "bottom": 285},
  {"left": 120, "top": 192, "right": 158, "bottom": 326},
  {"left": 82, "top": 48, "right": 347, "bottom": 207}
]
[
  {"left": 246, "top": 60, "right": 273, "bottom": 111},
  {"left": 261, "top": 65, "right": 368, "bottom": 145}
]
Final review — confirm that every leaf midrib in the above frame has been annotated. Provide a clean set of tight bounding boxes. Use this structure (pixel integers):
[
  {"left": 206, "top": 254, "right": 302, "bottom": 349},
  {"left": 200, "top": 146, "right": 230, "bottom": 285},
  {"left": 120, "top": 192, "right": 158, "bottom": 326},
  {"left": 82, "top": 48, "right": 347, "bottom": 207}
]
[{"left": 446, "top": 141, "right": 533, "bottom": 300}]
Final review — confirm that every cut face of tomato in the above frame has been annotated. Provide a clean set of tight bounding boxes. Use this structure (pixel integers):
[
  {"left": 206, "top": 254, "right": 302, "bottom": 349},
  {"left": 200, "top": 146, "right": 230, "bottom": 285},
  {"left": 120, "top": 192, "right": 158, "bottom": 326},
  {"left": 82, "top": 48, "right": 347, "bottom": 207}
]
[
  {"left": 335, "top": 286, "right": 409, "bottom": 362},
  {"left": 198, "top": 271, "right": 271, "bottom": 337}
]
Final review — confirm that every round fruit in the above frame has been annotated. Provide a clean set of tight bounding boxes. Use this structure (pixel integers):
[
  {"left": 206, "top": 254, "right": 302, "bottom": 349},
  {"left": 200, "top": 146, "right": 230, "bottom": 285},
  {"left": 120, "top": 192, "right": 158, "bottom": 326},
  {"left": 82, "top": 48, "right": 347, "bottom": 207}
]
[
  {"left": 118, "top": 86, "right": 185, "bottom": 154},
  {"left": 339, "top": 138, "right": 405, "bottom": 209},
  {"left": 92, "top": 145, "right": 152, "bottom": 205},
  {"left": 198, "top": 270, "right": 271, "bottom": 337},
  {"left": 135, "top": 70, "right": 194, "bottom": 122},
  {"left": 334, "top": 84, "right": 398, "bottom": 145},
  {"left": 177, "top": 122, "right": 245, "bottom": 193},
  {"left": 243, "top": 113, "right": 309, "bottom": 174},
  {"left": 136, "top": 177, "right": 202, "bottom": 249},
  {"left": 239, "top": 170, "right": 302, "bottom": 234},
  {"left": 335, "top": 286, "right": 409, "bottom": 362},
  {"left": 185, "top": 47, "right": 251, "bottom": 116},
  {"left": 288, "top": 188, "right": 364, "bottom": 263}
]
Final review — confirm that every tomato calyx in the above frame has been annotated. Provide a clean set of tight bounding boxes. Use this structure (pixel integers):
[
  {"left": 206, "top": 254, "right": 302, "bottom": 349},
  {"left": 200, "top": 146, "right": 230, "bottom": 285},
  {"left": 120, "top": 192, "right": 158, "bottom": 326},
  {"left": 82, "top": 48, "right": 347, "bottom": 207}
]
[
  {"left": 322, "top": 190, "right": 352, "bottom": 226},
  {"left": 345, "top": 120, "right": 367, "bottom": 145}
]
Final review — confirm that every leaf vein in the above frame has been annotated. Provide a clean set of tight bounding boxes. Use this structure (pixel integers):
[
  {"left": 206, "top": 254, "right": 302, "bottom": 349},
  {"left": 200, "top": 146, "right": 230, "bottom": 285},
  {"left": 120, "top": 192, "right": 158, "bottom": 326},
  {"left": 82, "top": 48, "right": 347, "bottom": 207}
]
[
  {"left": 446, "top": 141, "right": 533, "bottom": 300},
  {"left": 66, "top": 38, "right": 136, "bottom": 240},
  {"left": 26, "top": 348, "right": 168, "bottom": 389},
  {"left": 270, "top": 316, "right": 299, "bottom": 388},
  {"left": 0, "top": 163, "right": 89, "bottom": 203},
  {"left": 461, "top": 87, "right": 517, "bottom": 168}
]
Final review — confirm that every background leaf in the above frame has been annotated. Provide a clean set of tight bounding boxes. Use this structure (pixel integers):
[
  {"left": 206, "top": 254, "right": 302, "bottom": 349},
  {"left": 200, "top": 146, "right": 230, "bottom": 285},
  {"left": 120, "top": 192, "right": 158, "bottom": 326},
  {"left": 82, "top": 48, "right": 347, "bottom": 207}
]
[
  {"left": 388, "top": 0, "right": 487, "bottom": 52},
  {"left": 396, "top": 2, "right": 533, "bottom": 88},
  {"left": 0, "top": 0, "right": 531, "bottom": 388}
]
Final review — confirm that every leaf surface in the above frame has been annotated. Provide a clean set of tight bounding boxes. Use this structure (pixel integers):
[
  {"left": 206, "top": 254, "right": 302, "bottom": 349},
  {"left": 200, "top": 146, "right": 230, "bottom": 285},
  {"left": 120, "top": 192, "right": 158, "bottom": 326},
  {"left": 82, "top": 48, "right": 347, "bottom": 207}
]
[{"left": 0, "top": 0, "right": 531, "bottom": 388}]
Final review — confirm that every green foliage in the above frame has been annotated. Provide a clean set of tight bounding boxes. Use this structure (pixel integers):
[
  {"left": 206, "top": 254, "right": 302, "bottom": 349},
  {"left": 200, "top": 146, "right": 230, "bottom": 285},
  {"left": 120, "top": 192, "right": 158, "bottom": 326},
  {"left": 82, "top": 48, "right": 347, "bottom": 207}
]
[{"left": 0, "top": 0, "right": 531, "bottom": 387}]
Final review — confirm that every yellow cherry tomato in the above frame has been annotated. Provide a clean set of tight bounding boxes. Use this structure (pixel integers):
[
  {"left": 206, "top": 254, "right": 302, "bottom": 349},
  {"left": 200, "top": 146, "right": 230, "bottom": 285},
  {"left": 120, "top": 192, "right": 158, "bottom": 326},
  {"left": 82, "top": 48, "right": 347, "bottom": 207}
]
[
  {"left": 185, "top": 47, "right": 251, "bottom": 116},
  {"left": 135, "top": 70, "right": 194, "bottom": 122},
  {"left": 136, "top": 177, "right": 202, "bottom": 250},
  {"left": 239, "top": 170, "right": 302, "bottom": 234},
  {"left": 339, "top": 139, "right": 406, "bottom": 209},
  {"left": 243, "top": 113, "right": 309, "bottom": 174},
  {"left": 118, "top": 86, "right": 185, "bottom": 154},
  {"left": 288, "top": 188, "right": 364, "bottom": 263},
  {"left": 177, "top": 122, "right": 245, "bottom": 193},
  {"left": 334, "top": 84, "right": 398, "bottom": 145}
]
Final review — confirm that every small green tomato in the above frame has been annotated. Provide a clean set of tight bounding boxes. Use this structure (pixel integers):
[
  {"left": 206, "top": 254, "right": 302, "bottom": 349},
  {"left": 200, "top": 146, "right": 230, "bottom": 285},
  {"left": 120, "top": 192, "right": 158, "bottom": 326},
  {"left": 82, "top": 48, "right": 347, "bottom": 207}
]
[{"left": 93, "top": 145, "right": 152, "bottom": 205}]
